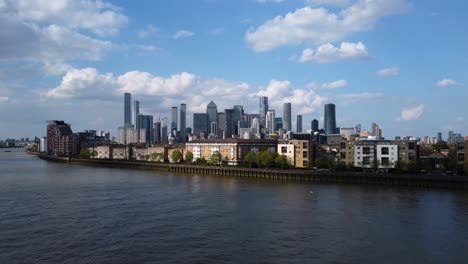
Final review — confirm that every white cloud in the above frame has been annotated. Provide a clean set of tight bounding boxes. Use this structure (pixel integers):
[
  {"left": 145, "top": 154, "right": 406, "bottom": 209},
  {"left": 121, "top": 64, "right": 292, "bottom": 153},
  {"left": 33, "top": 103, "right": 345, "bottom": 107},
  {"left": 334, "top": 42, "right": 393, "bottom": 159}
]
[
  {"left": 46, "top": 68, "right": 117, "bottom": 99},
  {"left": 377, "top": 67, "right": 400, "bottom": 77},
  {"left": 246, "top": 0, "right": 410, "bottom": 52},
  {"left": 0, "top": 96, "right": 9, "bottom": 103},
  {"left": 173, "top": 30, "right": 195, "bottom": 39},
  {"left": 118, "top": 71, "right": 198, "bottom": 96},
  {"left": 436, "top": 78, "right": 463, "bottom": 88},
  {"left": 337, "top": 92, "right": 384, "bottom": 103},
  {"left": 298, "top": 42, "right": 368, "bottom": 63},
  {"left": 2, "top": 0, "right": 128, "bottom": 37},
  {"left": 322, "top": 79, "right": 348, "bottom": 89},
  {"left": 43, "top": 62, "right": 73, "bottom": 76},
  {"left": 305, "top": 0, "right": 353, "bottom": 7},
  {"left": 135, "top": 45, "right": 160, "bottom": 52},
  {"left": 257, "top": 80, "right": 291, "bottom": 99},
  {"left": 137, "top": 24, "right": 157, "bottom": 38},
  {"left": 400, "top": 104, "right": 424, "bottom": 121},
  {"left": 256, "top": 0, "right": 285, "bottom": 3}
]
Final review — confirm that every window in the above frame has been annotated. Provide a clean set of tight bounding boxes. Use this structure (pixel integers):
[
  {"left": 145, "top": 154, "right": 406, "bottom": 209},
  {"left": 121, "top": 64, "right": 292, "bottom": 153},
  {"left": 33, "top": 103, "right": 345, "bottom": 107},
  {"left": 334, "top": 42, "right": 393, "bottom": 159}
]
[
  {"left": 303, "top": 151, "right": 308, "bottom": 158},
  {"left": 303, "top": 142, "right": 308, "bottom": 148},
  {"left": 381, "top": 147, "right": 389, "bottom": 155},
  {"left": 458, "top": 144, "right": 465, "bottom": 151},
  {"left": 303, "top": 160, "right": 308, "bottom": 167},
  {"left": 408, "top": 142, "right": 415, "bottom": 150},
  {"left": 409, "top": 152, "right": 416, "bottom": 160},
  {"left": 340, "top": 152, "right": 346, "bottom": 159},
  {"left": 281, "top": 146, "right": 288, "bottom": 154},
  {"left": 363, "top": 147, "right": 371, "bottom": 155},
  {"left": 381, "top": 157, "right": 389, "bottom": 166},
  {"left": 458, "top": 153, "right": 465, "bottom": 162},
  {"left": 363, "top": 157, "right": 370, "bottom": 165},
  {"left": 340, "top": 142, "right": 346, "bottom": 148}
]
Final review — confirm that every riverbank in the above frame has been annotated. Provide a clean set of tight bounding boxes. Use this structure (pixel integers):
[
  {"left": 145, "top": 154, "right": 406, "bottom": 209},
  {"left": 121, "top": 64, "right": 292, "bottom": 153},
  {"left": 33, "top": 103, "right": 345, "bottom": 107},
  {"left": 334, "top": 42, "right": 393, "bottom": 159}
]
[{"left": 35, "top": 153, "right": 468, "bottom": 190}]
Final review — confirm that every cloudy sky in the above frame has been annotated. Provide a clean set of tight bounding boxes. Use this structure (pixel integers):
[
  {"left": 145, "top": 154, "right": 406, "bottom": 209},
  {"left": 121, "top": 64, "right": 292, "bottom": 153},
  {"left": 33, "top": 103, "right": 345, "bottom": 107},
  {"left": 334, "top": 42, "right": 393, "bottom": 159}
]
[{"left": 0, "top": 0, "right": 466, "bottom": 139}]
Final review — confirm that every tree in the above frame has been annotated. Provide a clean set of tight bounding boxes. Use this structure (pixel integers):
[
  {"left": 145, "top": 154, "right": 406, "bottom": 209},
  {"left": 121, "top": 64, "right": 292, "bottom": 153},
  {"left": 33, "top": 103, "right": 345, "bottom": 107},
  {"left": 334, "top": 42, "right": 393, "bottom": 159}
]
[
  {"left": 394, "top": 160, "right": 406, "bottom": 173},
  {"left": 258, "top": 150, "right": 277, "bottom": 168},
  {"left": 333, "top": 161, "right": 348, "bottom": 171},
  {"left": 171, "top": 150, "right": 183, "bottom": 163},
  {"left": 444, "top": 148, "right": 457, "bottom": 172},
  {"left": 244, "top": 151, "right": 258, "bottom": 168},
  {"left": 210, "top": 151, "right": 222, "bottom": 165},
  {"left": 79, "top": 149, "right": 91, "bottom": 159},
  {"left": 275, "top": 155, "right": 290, "bottom": 169},
  {"left": 406, "top": 160, "right": 420, "bottom": 173},
  {"left": 315, "top": 156, "right": 333, "bottom": 169},
  {"left": 185, "top": 151, "right": 194, "bottom": 163},
  {"left": 196, "top": 157, "right": 208, "bottom": 165},
  {"left": 432, "top": 141, "right": 448, "bottom": 152},
  {"left": 372, "top": 158, "right": 381, "bottom": 172}
]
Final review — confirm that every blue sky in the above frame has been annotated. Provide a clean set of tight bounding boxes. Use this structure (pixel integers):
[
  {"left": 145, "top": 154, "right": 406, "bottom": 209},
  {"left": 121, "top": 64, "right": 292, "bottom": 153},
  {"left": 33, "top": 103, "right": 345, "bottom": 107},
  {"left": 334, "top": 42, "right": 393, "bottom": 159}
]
[{"left": 0, "top": 0, "right": 466, "bottom": 139}]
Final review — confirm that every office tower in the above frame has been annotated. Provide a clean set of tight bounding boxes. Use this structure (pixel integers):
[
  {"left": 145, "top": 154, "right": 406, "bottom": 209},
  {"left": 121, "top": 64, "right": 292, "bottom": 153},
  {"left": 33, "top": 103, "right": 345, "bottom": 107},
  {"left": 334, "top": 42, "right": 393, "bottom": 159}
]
[
  {"left": 437, "top": 132, "right": 443, "bottom": 142},
  {"left": 211, "top": 122, "right": 218, "bottom": 137},
  {"left": 133, "top": 100, "right": 140, "bottom": 141},
  {"left": 259, "top": 96, "right": 268, "bottom": 127},
  {"left": 266, "top": 110, "right": 275, "bottom": 133},
  {"left": 233, "top": 105, "right": 244, "bottom": 136},
  {"left": 283, "top": 102, "right": 291, "bottom": 131},
  {"left": 217, "top": 112, "right": 226, "bottom": 139},
  {"left": 171, "top": 107, "right": 178, "bottom": 131},
  {"left": 371, "top": 122, "right": 382, "bottom": 138},
  {"left": 154, "top": 121, "right": 161, "bottom": 143},
  {"left": 193, "top": 113, "right": 209, "bottom": 139},
  {"left": 296, "top": 115, "right": 302, "bottom": 132},
  {"left": 448, "top": 131, "right": 454, "bottom": 144},
  {"left": 223, "top": 109, "right": 235, "bottom": 138},
  {"left": 124, "top": 93, "right": 132, "bottom": 126},
  {"left": 180, "top": 103, "right": 186, "bottom": 143},
  {"left": 355, "top": 124, "right": 361, "bottom": 133},
  {"left": 311, "top": 119, "right": 319, "bottom": 131},
  {"left": 206, "top": 101, "right": 218, "bottom": 125},
  {"left": 118, "top": 127, "right": 125, "bottom": 144},
  {"left": 324, "top": 103, "right": 336, "bottom": 135},
  {"left": 274, "top": 117, "right": 283, "bottom": 132},
  {"left": 251, "top": 117, "right": 260, "bottom": 137},
  {"left": 161, "top": 118, "right": 168, "bottom": 144},
  {"left": 138, "top": 114, "right": 154, "bottom": 143}
]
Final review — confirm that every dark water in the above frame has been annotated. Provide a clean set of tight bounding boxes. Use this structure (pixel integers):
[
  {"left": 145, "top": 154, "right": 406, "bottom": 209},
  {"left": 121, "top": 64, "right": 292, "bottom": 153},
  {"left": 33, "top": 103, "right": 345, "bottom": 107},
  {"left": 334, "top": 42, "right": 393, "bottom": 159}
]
[{"left": 1, "top": 149, "right": 467, "bottom": 264}]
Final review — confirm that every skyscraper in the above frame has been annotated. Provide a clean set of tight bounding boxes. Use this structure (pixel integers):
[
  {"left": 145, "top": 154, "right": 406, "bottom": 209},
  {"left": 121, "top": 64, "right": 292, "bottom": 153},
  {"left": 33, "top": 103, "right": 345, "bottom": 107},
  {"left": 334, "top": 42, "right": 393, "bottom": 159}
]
[
  {"left": 296, "top": 115, "right": 302, "bottom": 132},
  {"left": 134, "top": 100, "right": 140, "bottom": 140},
  {"left": 154, "top": 120, "right": 161, "bottom": 143},
  {"left": 324, "top": 103, "right": 336, "bottom": 135},
  {"left": 266, "top": 110, "right": 275, "bottom": 134},
  {"left": 217, "top": 112, "right": 226, "bottom": 139},
  {"left": 171, "top": 107, "right": 178, "bottom": 132},
  {"left": 371, "top": 122, "right": 381, "bottom": 138},
  {"left": 259, "top": 96, "right": 268, "bottom": 127},
  {"left": 283, "top": 102, "right": 291, "bottom": 131},
  {"left": 161, "top": 118, "right": 168, "bottom": 144},
  {"left": 437, "top": 132, "right": 443, "bottom": 142},
  {"left": 355, "top": 124, "right": 362, "bottom": 134},
  {"left": 206, "top": 101, "right": 218, "bottom": 125},
  {"left": 311, "top": 119, "right": 319, "bottom": 131},
  {"left": 124, "top": 93, "right": 132, "bottom": 126},
  {"left": 138, "top": 114, "right": 154, "bottom": 143},
  {"left": 180, "top": 103, "right": 186, "bottom": 143},
  {"left": 224, "top": 109, "right": 235, "bottom": 138},
  {"left": 193, "top": 113, "right": 209, "bottom": 139},
  {"left": 233, "top": 105, "right": 244, "bottom": 136}
]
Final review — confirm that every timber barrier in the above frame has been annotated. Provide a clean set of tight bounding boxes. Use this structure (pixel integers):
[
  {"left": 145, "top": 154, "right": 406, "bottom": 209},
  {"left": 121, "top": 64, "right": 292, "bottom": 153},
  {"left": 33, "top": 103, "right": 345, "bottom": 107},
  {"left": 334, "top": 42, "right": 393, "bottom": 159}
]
[{"left": 37, "top": 154, "right": 468, "bottom": 190}]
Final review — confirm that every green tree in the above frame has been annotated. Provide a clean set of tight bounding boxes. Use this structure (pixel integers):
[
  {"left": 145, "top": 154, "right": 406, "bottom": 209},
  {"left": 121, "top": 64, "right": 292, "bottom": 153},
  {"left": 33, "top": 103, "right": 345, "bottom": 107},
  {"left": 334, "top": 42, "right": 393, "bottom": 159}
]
[
  {"left": 79, "top": 149, "right": 91, "bottom": 159},
  {"left": 372, "top": 159, "right": 381, "bottom": 172},
  {"left": 210, "top": 151, "right": 222, "bottom": 165},
  {"left": 275, "top": 154, "right": 290, "bottom": 169},
  {"left": 185, "top": 151, "right": 194, "bottom": 163},
  {"left": 406, "top": 160, "right": 420, "bottom": 173},
  {"left": 444, "top": 148, "right": 457, "bottom": 172},
  {"left": 394, "top": 160, "right": 406, "bottom": 173},
  {"left": 258, "top": 150, "right": 277, "bottom": 168},
  {"left": 196, "top": 157, "right": 208, "bottom": 165},
  {"left": 315, "top": 156, "right": 333, "bottom": 169},
  {"left": 333, "top": 161, "right": 348, "bottom": 171},
  {"left": 432, "top": 141, "right": 449, "bottom": 152},
  {"left": 244, "top": 151, "right": 258, "bottom": 168},
  {"left": 171, "top": 150, "right": 183, "bottom": 163}
]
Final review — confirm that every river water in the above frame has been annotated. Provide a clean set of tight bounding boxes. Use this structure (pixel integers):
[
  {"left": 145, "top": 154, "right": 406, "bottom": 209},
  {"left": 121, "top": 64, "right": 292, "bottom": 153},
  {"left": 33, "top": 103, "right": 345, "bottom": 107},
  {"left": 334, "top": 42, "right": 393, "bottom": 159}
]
[{"left": 1, "top": 148, "right": 467, "bottom": 264}]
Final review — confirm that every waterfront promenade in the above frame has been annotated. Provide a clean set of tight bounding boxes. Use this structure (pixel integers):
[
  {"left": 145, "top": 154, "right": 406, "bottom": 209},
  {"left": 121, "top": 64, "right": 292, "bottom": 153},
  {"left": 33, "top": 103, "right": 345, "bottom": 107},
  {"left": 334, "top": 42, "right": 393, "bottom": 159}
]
[{"left": 37, "top": 153, "right": 468, "bottom": 190}]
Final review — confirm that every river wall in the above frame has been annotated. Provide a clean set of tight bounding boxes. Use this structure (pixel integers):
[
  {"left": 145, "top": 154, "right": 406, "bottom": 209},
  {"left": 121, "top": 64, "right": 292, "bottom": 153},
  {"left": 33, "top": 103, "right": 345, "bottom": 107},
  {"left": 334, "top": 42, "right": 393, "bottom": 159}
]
[{"left": 37, "top": 154, "right": 468, "bottom": 190}]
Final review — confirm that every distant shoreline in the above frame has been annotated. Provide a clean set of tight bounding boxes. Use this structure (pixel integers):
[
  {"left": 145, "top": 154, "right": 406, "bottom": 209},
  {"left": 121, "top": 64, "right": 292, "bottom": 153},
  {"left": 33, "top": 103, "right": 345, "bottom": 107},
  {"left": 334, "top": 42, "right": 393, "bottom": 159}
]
[{"left": 34, "top": 152, "right": 468, "bottom": 190}]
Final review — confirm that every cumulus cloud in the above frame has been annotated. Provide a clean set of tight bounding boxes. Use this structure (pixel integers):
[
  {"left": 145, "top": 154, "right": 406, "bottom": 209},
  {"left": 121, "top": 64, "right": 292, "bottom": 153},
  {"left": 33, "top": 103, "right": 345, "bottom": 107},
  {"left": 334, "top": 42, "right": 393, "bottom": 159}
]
[
  {"left": 298, "top": 42, "right": 369, "bottom": 63},
  {"left": 173, "top": 30, "right": 195, "bottom": 39},
  {"left": 322, "top": 80, "right": 348, "bottom": 89},
  {"left": 305, "top": 0, "right": 352, "bottom": 7},
  {"left": 399, "top": 104, "right": 424, "bottom": 121},
  {"left": 377, "top": 67, "right": 400, "bottom": 77},
  {"left": 118, "top": 71, "right": 198, "bottom": 96},
  {"left": 46, "top": 68, "right": 118, "bottom": 99},
  {"left": 137, "top": 24, "right": 157, "bottom": 38},
  {"left": 246, "top": 0, "right": 410, "bottom": 52},
  {"left": 436, "top": 78, "right": 463, "bottom": 87}
]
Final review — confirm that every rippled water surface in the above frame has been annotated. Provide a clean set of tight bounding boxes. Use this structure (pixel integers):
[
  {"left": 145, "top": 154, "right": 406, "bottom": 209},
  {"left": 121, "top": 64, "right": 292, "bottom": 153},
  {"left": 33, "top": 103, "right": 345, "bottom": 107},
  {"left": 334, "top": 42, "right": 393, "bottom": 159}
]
[{"left": 1, "top": 148, "right": 468, "bottom": 264}]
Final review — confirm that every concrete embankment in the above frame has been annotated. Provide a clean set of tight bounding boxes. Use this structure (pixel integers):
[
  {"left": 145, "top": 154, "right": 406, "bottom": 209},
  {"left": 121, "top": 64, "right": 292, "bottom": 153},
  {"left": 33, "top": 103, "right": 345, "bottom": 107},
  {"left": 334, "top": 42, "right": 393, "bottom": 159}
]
[{"left": 37, "top": 154, "right": 468, "bottom": 190}]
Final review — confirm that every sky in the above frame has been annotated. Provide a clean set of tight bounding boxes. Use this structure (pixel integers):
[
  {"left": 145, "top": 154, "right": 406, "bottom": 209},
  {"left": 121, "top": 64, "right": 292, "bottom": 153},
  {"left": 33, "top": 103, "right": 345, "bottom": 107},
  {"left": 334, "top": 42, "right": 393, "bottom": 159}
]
[{"left": 0, "top": 0, "right": 467, "bottom": 140}]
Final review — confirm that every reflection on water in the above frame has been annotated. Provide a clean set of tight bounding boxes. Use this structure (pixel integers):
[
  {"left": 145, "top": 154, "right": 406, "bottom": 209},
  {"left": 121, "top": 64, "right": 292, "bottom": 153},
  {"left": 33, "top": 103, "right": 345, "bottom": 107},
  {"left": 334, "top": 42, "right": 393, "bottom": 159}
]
[{"left": 1, "top": 148, "right": 467, "bottom": 264}]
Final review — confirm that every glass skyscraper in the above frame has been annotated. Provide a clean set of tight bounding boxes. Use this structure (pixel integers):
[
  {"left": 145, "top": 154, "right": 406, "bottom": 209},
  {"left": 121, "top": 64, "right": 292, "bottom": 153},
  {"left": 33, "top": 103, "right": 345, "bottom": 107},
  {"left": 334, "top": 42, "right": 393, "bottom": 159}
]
[
  {"left": 259, "top": 96, "right": 268, "bottom": 128},
  {"left": 296, "top": 114, "right": 302, "bottom": 132},
  {"left": 180, "top": 104, "right": 186, "bottom": 143},
  {"left": 283, "top": 102, "right": 291, "bottom": 131},
  {"left": 124, "top": 93, "right": 132, "bottom": 126},
  {"left": 324, "top": 103, "right": 336, "bottom": 135}
]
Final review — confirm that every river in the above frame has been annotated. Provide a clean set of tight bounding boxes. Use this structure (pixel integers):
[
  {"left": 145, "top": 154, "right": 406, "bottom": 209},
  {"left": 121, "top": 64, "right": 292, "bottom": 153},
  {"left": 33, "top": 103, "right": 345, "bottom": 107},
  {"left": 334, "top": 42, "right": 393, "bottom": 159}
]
[{"left": 1, "top": 148, "right": 467, "bottom": 263}]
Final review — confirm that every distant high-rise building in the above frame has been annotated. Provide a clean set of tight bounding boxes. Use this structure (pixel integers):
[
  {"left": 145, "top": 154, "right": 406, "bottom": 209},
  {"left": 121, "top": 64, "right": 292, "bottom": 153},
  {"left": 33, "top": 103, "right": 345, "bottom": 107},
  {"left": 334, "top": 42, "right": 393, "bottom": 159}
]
[
  {"left": 224, "top": 109, "right": 235, "bottom": 138},
  {"left": 233, "top": 105, "right": 244, "bottom": 136},
  {"left": 283, "top": 102, "right": 291, "bottom": 131},
  {"left": 217, "top": 112, "right": 227, "bottom": 139},
  {"left": 437, "top": 132, "right": 443, "bottom": 142},
  {"left": 259, "top": 96, "right": 268, "bottom": 128},
  {"left": 193, "top": 113, "right": 209, "bottom": 139},
  {"left": 138, "top": 114, "right": 154, "bottom": 143},
  {"left": 211, "top": 122, "right": 218, "bottom": 138},
  {"left": 133, "top": 100, "right": 139, "bottom": 126},
  {"left": 161, "top": 118, "right": 168, "bottom": 144},
  {"left": 274, "top": 117, "right": 283, "bottom": 132},
  {"left": 171, "top": 107, "right": 178, "bottom": 131},
  {"left": 124, "top": 93, "right": 132, "bottom": 126},
  {"left": 355, "top": 124, "right": 362, "bottom": 133},
  {"left": 251, "top": 117, "right": 260, "bottom": 137},
  {"left": 371, "top": 122, "right": 381, "bottom": 138},
  {"left": 180, "top": 103, "right": 186, "bottom": 143},
  {"left": 206, "top": 101, "right": 218, "bottom": 125},
  {"left": 311, "top": 119, "right": 319, "bottom": 131},
  {"left": 266, "top": 110, "right": 275, "bottom": 133},
  {"left": 154, "top": 121, "right": 161, "bottom": 143},
  {"left": 324, "top": 103, "right": 336, "bottom": 135},
  {"left": 448, "top": 131, "right": 454, "bottom": 144},
  {"left": 296, "top": 115, "right": 302, "bottom": 132}
]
